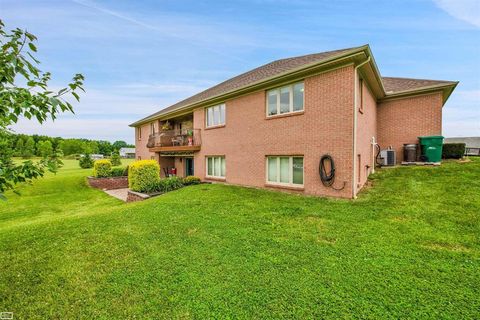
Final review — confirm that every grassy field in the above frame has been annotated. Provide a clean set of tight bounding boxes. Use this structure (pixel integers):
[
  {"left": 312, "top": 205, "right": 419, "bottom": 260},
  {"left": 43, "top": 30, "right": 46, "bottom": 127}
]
[{"left": 0, "top": 159, "right": 479, "bottom": 319}]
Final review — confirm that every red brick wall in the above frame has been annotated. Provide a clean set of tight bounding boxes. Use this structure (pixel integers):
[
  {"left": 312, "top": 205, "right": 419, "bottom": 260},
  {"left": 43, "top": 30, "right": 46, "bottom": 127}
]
[
  {"left": 87, "top": 176, "right": 128, "bottom": 190},
  {"left": 159, "top": 157, "right": 174, "bottom": 178},
  {"left": 193, "top": 66, "right": 355, "bottom": 198},
  {"left": 377, "top": 93, "right": 443, "bottom": 163},
  {"left": 355, "top": 76, "right": 377, "bottom": 192},
  {"left": 135, "top": 123, "right": 155, "bottom": 161},
  {"left": 126, "top": 190, "right": 151, "bottom": 202}
]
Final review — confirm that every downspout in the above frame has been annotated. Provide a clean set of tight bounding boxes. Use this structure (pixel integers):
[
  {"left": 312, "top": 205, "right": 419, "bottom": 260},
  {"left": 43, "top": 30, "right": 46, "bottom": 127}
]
[
  {"left": 352, "top": 57, "right": 371, "bottom": 199},
  {"left": 371, "top": 136, "right": 376, "bottom": 174}
]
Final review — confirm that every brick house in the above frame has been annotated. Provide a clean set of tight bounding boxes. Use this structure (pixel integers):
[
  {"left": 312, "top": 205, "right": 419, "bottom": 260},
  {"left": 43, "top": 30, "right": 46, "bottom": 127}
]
[{"left": 130, "top": 45, "right": 457, "bottom": 198}]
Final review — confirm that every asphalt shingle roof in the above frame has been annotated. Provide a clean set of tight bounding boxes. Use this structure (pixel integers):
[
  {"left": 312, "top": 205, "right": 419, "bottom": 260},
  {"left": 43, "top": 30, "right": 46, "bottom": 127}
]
[
  {"left": 133, "top": 46, "right": 362, "bottom": 125},
  {"left": 132, "top": 46, "right": 457, "bottom": 126},
  {"left": 382, "top": 77, "right": 456, "bottom": 94}
]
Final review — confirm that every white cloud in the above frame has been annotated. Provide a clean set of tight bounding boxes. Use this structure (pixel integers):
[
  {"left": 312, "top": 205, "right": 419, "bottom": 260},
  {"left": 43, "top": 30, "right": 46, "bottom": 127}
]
[
  {"left": 442, "top": 89, "right": 480, "bottom": 137},
  {"left": 433, "top": 0, "right": 480, "bottom": 27}
]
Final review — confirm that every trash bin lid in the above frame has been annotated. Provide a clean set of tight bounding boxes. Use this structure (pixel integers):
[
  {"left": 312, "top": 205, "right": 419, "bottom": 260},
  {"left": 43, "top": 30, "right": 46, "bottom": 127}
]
[{"left": 418, "top": 135, "right": 444, "bottom": 139}]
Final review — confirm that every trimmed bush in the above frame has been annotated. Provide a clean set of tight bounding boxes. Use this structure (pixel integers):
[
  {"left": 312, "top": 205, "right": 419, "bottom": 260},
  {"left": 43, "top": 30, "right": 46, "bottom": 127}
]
[
  {"left": 442, "top": 143, "right": 466, "bottom": 159},
  {"left": 183, "top": 176, "right": 201, "bottom": 186},
  {"left": 128, "top": 160, "right": 160, "bottom": 192},
  {"left": 110, "top": 151, "right": 122, "bottom": 166},
  {"left": 156, "top": 176, "right": 184, "bottom": 193},
  {"left": 79, "top": 154, "right": 94, "bottom": 169},
  {"left": 111, "top": 167, "right": 127, "bottom": 177},
  {"left": 93, "top": 159, "right": 112, "bottom": 178}
]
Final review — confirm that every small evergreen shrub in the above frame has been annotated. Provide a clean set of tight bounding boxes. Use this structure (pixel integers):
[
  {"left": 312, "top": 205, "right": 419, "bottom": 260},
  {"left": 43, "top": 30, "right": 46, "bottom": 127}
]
[
  {"left": 156, "top": 176, "right": 184, "bottom": 193},
  {"left": 182, "top": 176, "right": 201, "bottom": 186},
  {"left": 442, "top": 143, "right": 466, "bottom": 159},
  {"left": 128, "top": 160, "right": 160, "bottom": 192},
  {"left": 110, "top": 151, "right": 122, "bottom": 166},
  {"left": 93, "top": 160, "right": 112, "bottom": 178},
  {"left": 110, "top": 167, "right": 127, "bottom": 177},
  {"left": 79, "top": 154, "right": 94, "bottom": 169}
]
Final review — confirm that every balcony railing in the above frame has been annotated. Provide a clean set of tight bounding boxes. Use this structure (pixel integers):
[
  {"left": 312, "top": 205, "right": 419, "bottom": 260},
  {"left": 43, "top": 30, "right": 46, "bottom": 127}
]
[{"left": 147, "top": 129, "right": 201, "bottom": 150}]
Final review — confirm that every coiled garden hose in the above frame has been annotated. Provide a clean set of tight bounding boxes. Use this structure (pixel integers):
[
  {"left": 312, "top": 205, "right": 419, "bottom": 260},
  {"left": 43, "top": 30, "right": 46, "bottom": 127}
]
[{"left": 319, "top": 155, "right": 345, "bottom": 191}]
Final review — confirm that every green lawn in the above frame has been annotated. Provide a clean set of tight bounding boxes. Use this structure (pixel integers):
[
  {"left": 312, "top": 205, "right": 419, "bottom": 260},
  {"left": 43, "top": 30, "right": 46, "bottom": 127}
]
[{"left": 0, "top": 159, "right": 479, "bottom": 319}]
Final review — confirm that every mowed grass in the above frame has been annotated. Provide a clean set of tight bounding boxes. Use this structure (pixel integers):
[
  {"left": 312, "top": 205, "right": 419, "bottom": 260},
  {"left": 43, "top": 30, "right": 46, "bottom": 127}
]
[{"left": 0, "top": 159, "right": 479, "bottom": 319}]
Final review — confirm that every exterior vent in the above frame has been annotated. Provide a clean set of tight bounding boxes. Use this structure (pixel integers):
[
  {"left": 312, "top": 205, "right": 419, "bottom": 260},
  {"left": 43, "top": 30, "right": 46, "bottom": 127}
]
[{"left": 380, "top": 149, "right": 396, "bottom": 166}]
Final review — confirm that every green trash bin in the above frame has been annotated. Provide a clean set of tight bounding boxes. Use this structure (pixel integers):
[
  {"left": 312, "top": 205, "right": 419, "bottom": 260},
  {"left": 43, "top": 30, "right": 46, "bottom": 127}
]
[{"left": 418, "top": 136, "right": 444, "bottom": 163}]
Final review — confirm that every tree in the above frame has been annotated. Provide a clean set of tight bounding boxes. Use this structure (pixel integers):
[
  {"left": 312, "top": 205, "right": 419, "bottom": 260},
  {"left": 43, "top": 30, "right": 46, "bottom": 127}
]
[
  {"left": 37, "top": 140, "right": 53, "bottom": 157},
  {"left": 79, "top": 154, "right": 94, "bottom": 169},
  {"left": 85, "top": 140, "right": 99, "bottom": 154},
  {"left": 97, "top": 140, "right": 113, "bottom": 156},
  {"left": 112, "top": 140, "right": 128, "bottom": 151},
  {"left": 110, "top": 151, "right": 121, "bottom": 166},
  {"left": 57, "top": 139, "right": 85, "bottom": 156},
  {"left": 23, "top": 137, "right": 35, "bottom": 158},
  {"left": 14, "top": 137, "right": 24, "bottom": 157},
  {"left": 0, "top": 20, "right": 85, "bottom": 198}
]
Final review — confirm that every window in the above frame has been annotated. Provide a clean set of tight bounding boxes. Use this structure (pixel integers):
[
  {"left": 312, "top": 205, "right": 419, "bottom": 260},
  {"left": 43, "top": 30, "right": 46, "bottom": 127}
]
[
  {"left": 266, "top": 156, "right": 303, "bottom": 187},
  {"left": 206, "top": 156, "right": 225, "bottom": 178},
  {"left": 137, "top": 127, "right": 142, "bottom": 140},
  {"left": 206, "top": 104, "right": 226, "bottom": 127},
  {"left": 266, "top": 82, "right": 304, "bottom": 116},
  {"left": 150, "top": 122, "right": 156, "bottom": 134},
  {"left": 137, "top": 156, "right": 141, "bottom": 160}
]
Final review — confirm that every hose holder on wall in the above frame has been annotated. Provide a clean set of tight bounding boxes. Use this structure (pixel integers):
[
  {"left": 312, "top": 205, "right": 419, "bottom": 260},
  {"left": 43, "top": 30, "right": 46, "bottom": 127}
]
[{"left": 319, "top": 154, "right": 346, "bottom": 191}]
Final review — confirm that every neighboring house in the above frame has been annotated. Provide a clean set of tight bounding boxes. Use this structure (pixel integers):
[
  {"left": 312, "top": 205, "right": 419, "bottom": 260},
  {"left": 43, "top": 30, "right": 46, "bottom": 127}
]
[
  {"left": 130, "top": 45, "right": 457, "bottom": 198},
  {"left": 119, "top": 147, "right": 136, "bottom": 158},
  {"left": 81, "top": 154, "right": 104, "bottom": 160},
  {"left": 444, "top": 137, "right": 480, "bottom": 156}
]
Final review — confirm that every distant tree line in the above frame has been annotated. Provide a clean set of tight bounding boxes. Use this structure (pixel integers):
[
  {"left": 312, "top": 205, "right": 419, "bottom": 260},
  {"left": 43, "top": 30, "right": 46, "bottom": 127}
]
[{"left": 5, "top": 133, "right": 134, "bottom": 158}]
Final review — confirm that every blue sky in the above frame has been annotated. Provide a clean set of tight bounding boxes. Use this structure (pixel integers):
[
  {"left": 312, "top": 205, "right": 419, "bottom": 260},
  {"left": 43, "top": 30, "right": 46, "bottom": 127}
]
[{"left": 2, "top": 0, "right": 479, "bottom": 143}]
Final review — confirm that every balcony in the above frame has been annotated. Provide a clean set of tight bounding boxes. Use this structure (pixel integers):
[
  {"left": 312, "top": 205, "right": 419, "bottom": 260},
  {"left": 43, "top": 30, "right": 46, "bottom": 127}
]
[{"left": 147, "top": 129, "right": 201, "bottom": 152}]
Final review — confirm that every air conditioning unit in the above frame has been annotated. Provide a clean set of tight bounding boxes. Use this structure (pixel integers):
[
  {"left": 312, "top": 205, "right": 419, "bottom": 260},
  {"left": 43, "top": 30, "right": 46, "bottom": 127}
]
[{"left": 380, "top": 149, "right": 396, "bottom": 166}]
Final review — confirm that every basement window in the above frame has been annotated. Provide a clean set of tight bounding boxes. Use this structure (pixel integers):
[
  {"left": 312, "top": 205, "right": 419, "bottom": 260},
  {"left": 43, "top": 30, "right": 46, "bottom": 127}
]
[
  {"left": 206, "top": 156, "right": 226, "bottom": 178},
  {"left": 266, "top": 156, "right": 304, "bottom": 187}
]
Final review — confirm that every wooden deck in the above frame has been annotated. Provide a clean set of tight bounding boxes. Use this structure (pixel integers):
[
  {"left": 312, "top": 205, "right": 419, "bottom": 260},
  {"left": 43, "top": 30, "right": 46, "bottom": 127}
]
[{"left": 149, "top": 145, "right": 201, "bottom": 153}]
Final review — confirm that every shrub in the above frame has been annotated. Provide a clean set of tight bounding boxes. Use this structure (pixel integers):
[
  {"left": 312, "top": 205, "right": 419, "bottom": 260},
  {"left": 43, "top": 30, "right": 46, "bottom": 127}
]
[
  {"left": 156, "top": 176, "right": 184, "bottom": 193},
  {"left": 93, "top": 159, "right": 112, "bottom": 178},
  {"left": 442, "top": 143, "right": 466, "bottom": 159},
  {"left": 79, "top": 154, "right": 94, "bottom": 169},
  {"left": 128, "top": 160, "right": 160, "bottom": 192},
  {"left": 110, "top": 151, "right": 122, "bottom": 166},
  {"left": 182, "top": 176, "right": 201, "bottom": 186},
  {"left": 111, "top": 167, "right": 127, "bottom": 177}
]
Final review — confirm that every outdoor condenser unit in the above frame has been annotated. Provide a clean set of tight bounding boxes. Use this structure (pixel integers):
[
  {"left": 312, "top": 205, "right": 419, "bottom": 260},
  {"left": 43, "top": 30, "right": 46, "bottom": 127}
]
[{"left": 380, "top": 149, "right": 396, "bottom": 166}]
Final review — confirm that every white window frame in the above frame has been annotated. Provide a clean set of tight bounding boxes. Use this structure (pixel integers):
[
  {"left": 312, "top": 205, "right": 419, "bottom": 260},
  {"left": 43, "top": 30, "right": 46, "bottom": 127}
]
[
  {"left": 205, "top": 103, "right": 226, "bottom": 128},
  {"left": 266, "top": 82, "right": 304, "bottom": 117},
  {"left": 265, "top": 156, "right": 304, "bottom": 187},
  {"left": 206, "top": 156, "right": 226, "bottom": 179},
  {"left": 150, "top": 122, "right": 156, "bottom": 135},
  {"left": 137, "top": 127, "right": 142, "bottom": 140}
]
